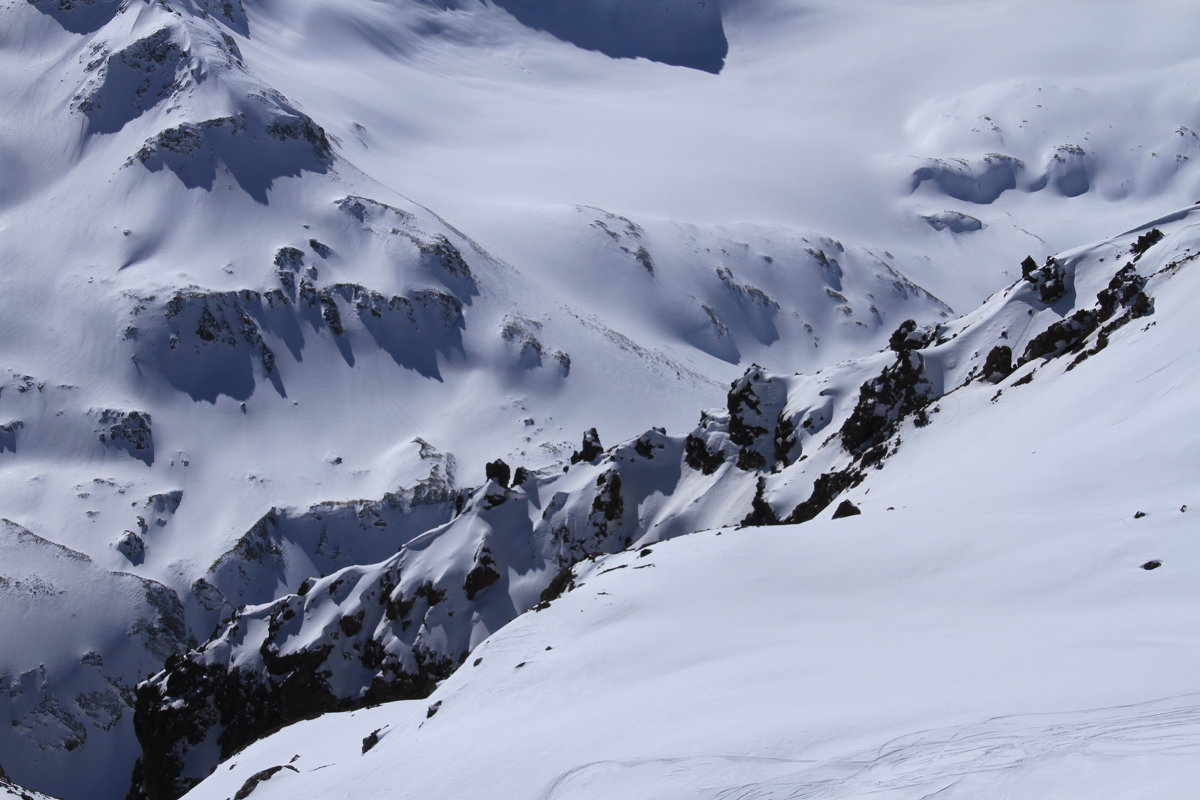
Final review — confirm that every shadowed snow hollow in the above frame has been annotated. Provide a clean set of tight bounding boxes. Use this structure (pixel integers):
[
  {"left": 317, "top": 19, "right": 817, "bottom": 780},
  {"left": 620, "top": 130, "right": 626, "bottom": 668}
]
[{"left": 487, "top": 0, "right": 728, "bottom": 72}]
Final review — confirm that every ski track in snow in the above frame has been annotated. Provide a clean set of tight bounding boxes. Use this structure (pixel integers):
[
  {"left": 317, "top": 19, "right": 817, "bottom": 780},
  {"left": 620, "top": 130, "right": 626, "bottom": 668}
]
[{"left": 543, "top": 695, "right": 1200, "bottom": 800}]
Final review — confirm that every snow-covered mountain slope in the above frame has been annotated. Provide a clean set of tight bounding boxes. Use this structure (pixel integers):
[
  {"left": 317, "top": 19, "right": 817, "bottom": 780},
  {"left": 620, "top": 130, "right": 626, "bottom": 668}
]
[
  {"left": 0, "top": 520, "right": 186, "bottom": 800},
  {"left": 179, "top": 206, "right": 1200, "bottom": 800},
  {"left": 230, "top": 0, "right": 1200, "bottom": 307},
  {"left": 2, "top": 0, "right": 1199, "bottom": 797},
  {"left": 0, "top": 1, "right": 959, "bottom": 794},
  {"left": 140, "top": 205, "right": 1200, "bottom": 798}
]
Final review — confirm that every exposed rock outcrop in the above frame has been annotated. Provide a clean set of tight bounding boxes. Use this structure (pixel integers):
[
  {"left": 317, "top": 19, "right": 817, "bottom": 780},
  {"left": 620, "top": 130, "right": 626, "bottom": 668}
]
[{"left": 95, "top": 409, "right": 154, "bottom": 465}]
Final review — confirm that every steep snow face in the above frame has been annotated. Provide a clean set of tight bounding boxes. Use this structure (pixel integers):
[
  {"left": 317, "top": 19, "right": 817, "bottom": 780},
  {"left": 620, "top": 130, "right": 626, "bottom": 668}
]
[{"left": 181, "top": 208, "right": 1200, "bottom": 800}]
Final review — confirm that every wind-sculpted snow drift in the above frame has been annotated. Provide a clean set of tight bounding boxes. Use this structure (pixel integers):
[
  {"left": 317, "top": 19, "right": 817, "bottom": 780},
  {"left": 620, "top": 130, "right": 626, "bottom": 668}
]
[
  {"left": 907, "top": 78, "right": 1200, "bottom": 208},
  {"left": 133, "top": 209, "right": 1193, "bottom": 799}
]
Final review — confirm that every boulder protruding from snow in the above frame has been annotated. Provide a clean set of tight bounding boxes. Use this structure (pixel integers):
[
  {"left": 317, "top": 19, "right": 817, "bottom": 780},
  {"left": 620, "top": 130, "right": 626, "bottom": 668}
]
[
  {"left": 726, "top": 366, "right": 797, "bottom": 471},
  {"left": 570, "top": 428, "right": 604, "bottom": 465},
  {"left": 116, "top": 531, "right": 146, "bottom": 565},
  {"left": 1022, "top": 256, "right": 1068, "bottom": 305},
  {"left": 831, "top": 499, "right": 862, "bottom": 519},
  {"left": 981, "top": 346, "right": 1014, "bottom": 383}
]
